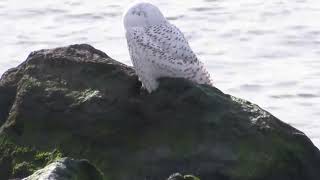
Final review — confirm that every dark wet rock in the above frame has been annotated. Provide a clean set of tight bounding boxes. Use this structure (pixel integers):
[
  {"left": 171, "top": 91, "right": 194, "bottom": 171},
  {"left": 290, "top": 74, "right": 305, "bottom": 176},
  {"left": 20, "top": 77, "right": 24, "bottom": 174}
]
[
  {"left": 23, "top": 157, "right": 103, "bottom": 180},
  {"left": 0, "top": 44, "right": 320, "bottom": 180}
]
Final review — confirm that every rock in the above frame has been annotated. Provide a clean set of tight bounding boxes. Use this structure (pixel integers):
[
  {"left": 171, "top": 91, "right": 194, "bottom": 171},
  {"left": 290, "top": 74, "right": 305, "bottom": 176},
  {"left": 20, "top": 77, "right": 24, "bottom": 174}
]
[
  {"left": 23, "top": 157, "right": 103, "bottom": 180},
  {"left": 0, "top": 44, "right": 320, "bottom": 180},
  {"left": 168, "top": 173, "right": 185, "bottom": 180},
  {"left": 167, "top": 173, "right": 200, "bottom": 180}
]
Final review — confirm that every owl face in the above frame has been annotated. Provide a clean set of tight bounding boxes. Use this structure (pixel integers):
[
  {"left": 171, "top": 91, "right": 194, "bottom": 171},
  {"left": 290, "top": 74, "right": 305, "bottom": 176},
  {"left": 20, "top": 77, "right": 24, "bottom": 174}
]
[{"left": 123, "top": 2, "right": 166, "bottom": 30}]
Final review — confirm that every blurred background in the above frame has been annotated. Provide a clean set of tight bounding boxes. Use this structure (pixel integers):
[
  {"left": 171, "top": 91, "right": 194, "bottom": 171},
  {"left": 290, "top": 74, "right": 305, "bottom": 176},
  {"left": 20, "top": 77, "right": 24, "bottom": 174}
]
[{"left": 0, "top": 0, "right": 319, "bottom": 148}]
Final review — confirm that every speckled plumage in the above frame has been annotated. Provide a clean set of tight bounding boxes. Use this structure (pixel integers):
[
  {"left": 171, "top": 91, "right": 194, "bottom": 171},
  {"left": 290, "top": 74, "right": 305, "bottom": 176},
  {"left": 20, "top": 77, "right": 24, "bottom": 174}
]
[{"left": 123, "top": 2, "right": 212, "bottom": 92}]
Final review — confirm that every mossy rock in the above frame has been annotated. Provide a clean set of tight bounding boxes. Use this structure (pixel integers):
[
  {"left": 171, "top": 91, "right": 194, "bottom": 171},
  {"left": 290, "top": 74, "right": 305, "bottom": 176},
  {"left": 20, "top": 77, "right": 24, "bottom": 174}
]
[
  {"left": 0, "top": 44, "right": 320, "bottom": 180},
  {"left": 0, "top": 134, "right": 64, "bottom": 179}
]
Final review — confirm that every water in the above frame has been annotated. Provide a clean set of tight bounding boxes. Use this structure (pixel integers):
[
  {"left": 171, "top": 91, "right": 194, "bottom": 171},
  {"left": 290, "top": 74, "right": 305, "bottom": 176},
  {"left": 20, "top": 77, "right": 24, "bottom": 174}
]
[{"left": 0, "top": 0, "right": 319, "bottom": 148}]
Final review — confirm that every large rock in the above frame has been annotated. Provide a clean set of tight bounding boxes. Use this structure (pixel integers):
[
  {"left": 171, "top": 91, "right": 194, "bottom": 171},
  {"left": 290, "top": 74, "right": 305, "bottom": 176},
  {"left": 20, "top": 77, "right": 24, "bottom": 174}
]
[{"left": 0, "top": 44, "right": 320, "bottom": 180}]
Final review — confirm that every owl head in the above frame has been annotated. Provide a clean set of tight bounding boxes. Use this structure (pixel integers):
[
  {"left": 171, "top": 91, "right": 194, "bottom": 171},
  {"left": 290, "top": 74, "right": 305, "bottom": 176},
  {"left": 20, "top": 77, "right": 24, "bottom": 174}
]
[{"left": 123, "top": 2, "right": 166, "bottom": 30}]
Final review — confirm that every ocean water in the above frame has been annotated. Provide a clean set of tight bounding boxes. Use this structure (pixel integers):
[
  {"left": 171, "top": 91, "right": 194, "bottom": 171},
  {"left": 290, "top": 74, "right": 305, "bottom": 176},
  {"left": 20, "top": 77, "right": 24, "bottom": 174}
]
[{"left": 0, "top": 0, "right": 319, "bottom": 148}]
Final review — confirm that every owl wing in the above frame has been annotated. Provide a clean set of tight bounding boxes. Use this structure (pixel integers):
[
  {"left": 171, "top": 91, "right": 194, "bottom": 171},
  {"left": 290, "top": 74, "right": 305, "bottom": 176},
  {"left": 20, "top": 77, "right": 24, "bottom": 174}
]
[
  {"left": 126, "top": 23, "right": 212, "bottom": 84},
  {"left": 143, "top": 23, "right": 199, "bottom": 64},
  {"left": 127, "top": 23, "right": 201, "bottom": 68}
]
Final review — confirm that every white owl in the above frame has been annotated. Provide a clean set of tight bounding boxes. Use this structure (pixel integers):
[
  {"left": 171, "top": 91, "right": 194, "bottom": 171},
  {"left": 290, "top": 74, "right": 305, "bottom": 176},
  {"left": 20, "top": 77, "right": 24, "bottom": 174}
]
[{"left": 123, "top": 2, "right": 212, "bottom": 93}]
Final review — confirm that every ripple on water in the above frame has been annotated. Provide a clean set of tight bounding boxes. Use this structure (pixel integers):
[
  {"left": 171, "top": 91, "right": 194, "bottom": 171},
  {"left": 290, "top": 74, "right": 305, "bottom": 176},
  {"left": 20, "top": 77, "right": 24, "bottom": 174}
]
[
  {"left": 46, "top": 8, "right": 68, "bottom": 14},
  {"left": 239, "top": 84, "right": 263, "bottom": 91},
  {"left": 270, "top": 94, "right": 295, "bottom": 99},
  {"left": 189, "top": 7, "right": 215, "bottom": 12},
  {"left": 265, "top": 106, "right": 279, "bottom": 110},
  {"left": 287, "top": 25, "right": 308, "bottom": 30},
  {"left": 313, "top": 40, "right": 320, "bottom": 45},
  {"left": 208, "top": 11, "right": 232, "bottom": 16},
  {"left": 257, "top": 51, "right": 297, "bottom": 59},
  {"left": 16, "top": 40, "right": 58, "bottom": 46},
  {"left": 208, "top": 51, "right": 225, "bottom": 56},
  {"left": 63, "top": 13, "right": 105, "bottom": 20},
  {"left": 107, "top": 4, "right": 120, "bottom": 8},
  {"left": 247, "top": 30, "right": 276, "bottom": 36},
  {"left": 273, "top": 81, "right": 299, "bottom": 87},
  {"left": 101, "top": 12, "right": 120, "bottom": 17},
  {"left": 239, "top": 37, "right": 250, "bottom": 42},
  {"left": 219, "top": 29, "right": 241, "bottom": 38},
  {"left": 270, "top": 93, "right": 319, "bottom": 99},
  {"left": 204, "top": 0, "right": 222, "bottom": 2},
  {"left": 22, "top": 9, "right": 66, "bottom": 17},
  {"left": 55, "top": 29, "right": 90, "bottom": 38},
  {"left": 167, "top": 15, "right": 185, "bottom": 21},
  {"left": 297, "top": 93, "right": 319, "bottom": 98},
  {"left": 283, "top": 38, "right": 320, "bottom": 47},
  {"left": 298, "top": 102, "right": 314, "bottom": 107},
  {"left": 65, "top": 1, "right": 82, "bottom": 6}
]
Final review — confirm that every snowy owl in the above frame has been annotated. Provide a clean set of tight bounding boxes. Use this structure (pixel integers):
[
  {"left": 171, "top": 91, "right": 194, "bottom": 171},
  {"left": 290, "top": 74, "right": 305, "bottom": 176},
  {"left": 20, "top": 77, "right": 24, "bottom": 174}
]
[{"left": 123, "top": 2, "right": 212, "bottom": 92}]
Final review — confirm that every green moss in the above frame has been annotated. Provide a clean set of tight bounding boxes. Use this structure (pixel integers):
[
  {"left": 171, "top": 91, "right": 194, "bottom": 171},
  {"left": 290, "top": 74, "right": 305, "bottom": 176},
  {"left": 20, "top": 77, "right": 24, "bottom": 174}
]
[
  {"left": 0, "top": 133, "right": 65, "bottom": 179},
  {"left": 34, "top": 152, "right": 51, "bottom": 161},
  {"left": 230, "top": 142, "right": 272, "bottom": 179},
  {"left": 20, "top": 76, "right": 42, "bottom": 90},
  {"left": 230, "top": 132, "right": 307, "bottom": 179},
  {"left": 12, "top": 161, "right": 37, "bottom": 177},
  {"left": 34, "top": 150, "right": 62, "bottom": 165}
]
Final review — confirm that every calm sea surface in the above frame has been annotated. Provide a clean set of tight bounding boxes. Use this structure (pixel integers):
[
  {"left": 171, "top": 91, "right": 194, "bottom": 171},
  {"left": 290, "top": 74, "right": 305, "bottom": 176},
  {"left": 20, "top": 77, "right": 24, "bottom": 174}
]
[{"left": 0, "top": 0, "right": 319, "bottom": 148}]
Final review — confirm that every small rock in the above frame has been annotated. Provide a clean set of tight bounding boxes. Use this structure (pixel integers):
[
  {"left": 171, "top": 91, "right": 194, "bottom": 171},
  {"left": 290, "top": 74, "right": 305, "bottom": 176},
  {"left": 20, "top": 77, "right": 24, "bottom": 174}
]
[
  {"left": 167, "top": 173, "right": 200, "bottom": 180},
  {"left": 167, "top": 173, "right": 184, "bottom": 180},
  {"left": 23, "top": 158, "right": 103, "bottom": 180}
]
